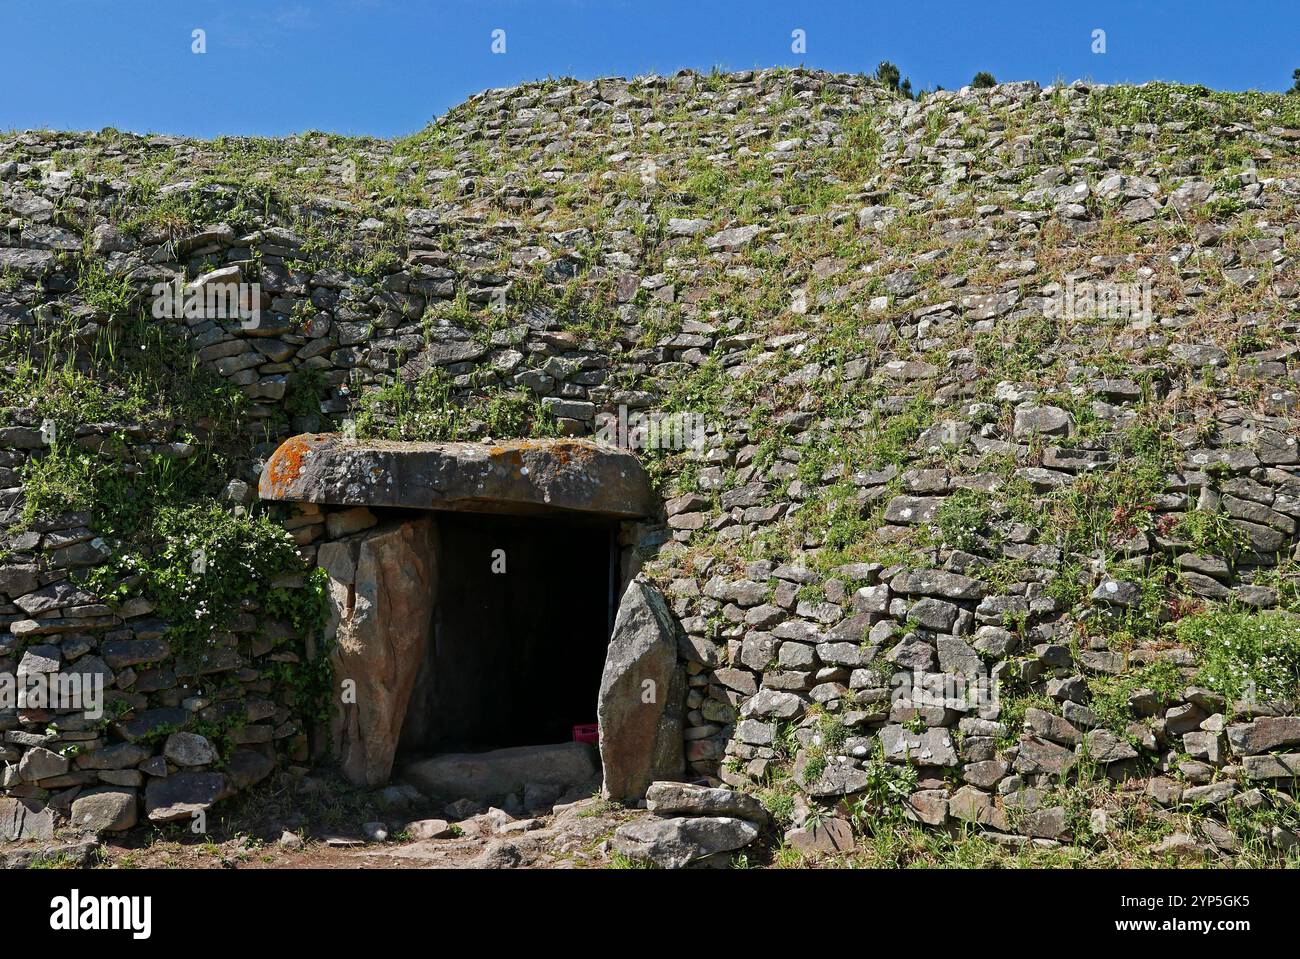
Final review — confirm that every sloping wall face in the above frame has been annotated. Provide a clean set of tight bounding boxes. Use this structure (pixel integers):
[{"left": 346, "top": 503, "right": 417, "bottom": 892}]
[{"left": 1, "top": 70, "right": 1299, "bottom": 848}]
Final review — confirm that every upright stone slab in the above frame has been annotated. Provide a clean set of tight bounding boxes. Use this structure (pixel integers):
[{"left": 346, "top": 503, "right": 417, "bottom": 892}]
[
  {"left": 331, "top": 518, "right": 437, "bottom": 786},
  {"left": 598, "top": 579, "right": 685, "bottom": 803}
]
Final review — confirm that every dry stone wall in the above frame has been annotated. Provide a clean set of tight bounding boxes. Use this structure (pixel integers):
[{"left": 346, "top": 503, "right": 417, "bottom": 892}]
[{"left": 1, "top": 68, "right": 1300, "bottom": 855}]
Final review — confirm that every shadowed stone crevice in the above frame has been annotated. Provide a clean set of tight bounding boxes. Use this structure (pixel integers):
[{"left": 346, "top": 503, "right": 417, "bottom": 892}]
[{"left": 399, "top": 511, "right": 614, "bottom": 754}]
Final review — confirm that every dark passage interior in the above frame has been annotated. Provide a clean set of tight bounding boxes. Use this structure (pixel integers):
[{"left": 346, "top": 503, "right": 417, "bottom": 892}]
[{"left": 399, "top": 510, "right": 616, "bottom": 755}]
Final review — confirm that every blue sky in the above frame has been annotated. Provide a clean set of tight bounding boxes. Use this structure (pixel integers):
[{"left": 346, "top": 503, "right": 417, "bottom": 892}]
[{"left": 0, "top": 1, "right": 1293, "bottom": 138}]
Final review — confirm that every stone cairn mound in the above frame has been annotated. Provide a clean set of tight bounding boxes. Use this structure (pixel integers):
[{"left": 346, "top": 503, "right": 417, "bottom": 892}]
[{"left": 0, "top": 69, "right": 1298, "bottom": 861}]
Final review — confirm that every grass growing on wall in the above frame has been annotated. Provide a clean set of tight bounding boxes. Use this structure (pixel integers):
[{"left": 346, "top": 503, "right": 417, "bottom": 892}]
[
  {"left": 354, "top": 367, "right": 561, "bottom": 442},
  {"left": 1177, "top": 608, "right": 1300, "bottom": 705},
  {"left": 5, "top": 303, "right": 331, "bottom": 748},
  {"left": 1, "top": 311, "right": 248, "bottom": 436}
]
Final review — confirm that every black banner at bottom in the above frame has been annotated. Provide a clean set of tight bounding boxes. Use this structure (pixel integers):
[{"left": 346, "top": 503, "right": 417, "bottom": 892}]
[{"left": 6, "top": 866, "right": 1281, "bottom": 946}]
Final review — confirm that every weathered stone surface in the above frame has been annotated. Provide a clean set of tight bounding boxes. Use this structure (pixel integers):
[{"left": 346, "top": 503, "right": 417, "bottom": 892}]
[
  {"left": 1091, "top": 579, "right": 1141, "bottom": 609},
  {"left": 910, "top": 597, "right": 960, "bottom": 631},
  {"left": 1025, "top": 707, "right": 1081, "bottom": 745},
  {"left": 1183, "top": 781, "right": 1236, "bottom": 806},
  {"left": 963, "top": 759, "right": 1009, "bottom": 788},
  {"left": 73, "top": 742, "right": 150, "bottom": 771},
  {"left": 1243, "top": 752, "right": 1300, "bottom": 780},
  {"left": 598, "top": 579, "right": 686, "bottom": 803},
  {"left": 1085, "top": 728, "right": 1139, "bottom": 763},
  {"left": 1165, "top": 702, "right": 1208, "bottom": 735},
  {"left": 1020, "top": 806, "right": 1069, "bottom": 839},
  {"left": 907, "top": 790, "right": 949, "bottom": 825},
  {"left": 949, "top": 785, "right": 1007, "bottom": 829},
  {"left": 610, "top": 815, "right": 757, "bottom": 868},
  {"left": 741, "top": 688, "right": 805, "bottom": 719},
  {"left": 1146, "top": 776, "right": 1183, "bottom": 806},
  {"left": 890, "top": 569, "right": 989, "bottom": 601},
  {"left": 164, "top": 731, "right": 218, "bottom": 767},
  {"left": 0, "top": 797, "right": 55, "bottom": 839},
  {"left": 785, "top": 817, "right": 854, "bottom": 856},
  {"left": 404, "top": 742, "right": 598, "bottom": 803},
  {"left": 1183, "top": 730, "right": 1226, "bottom": 765},
  {"left": 325, "top": 505, "right": 378, "bottom": 538},
  {"left": 705, "top": 224, "right": 763, "bottom": 252},
  {"left": 886, "top": 636, "right": 936, "bottom": 671},
  {"left": 13, "top": 581, "right": 96, "bottom": 615},
  {"left": 880, "top": 725, "right": 958, "bottom": 767},
  {"left": 936, "top": 636, "right": 982, "bottom": 675},
  {"left": 332, "top": 518, "right": 436, "bottom": 786},
  {"left": 1014, "top": 404, "right": 1072, "bottom": 438},
  {"left": 69, "top": 787, "right": 138, "bottom": 832},
  {"left": 261, "top": 434, "right": 655, "bottom": 519},
  {"left": 115, "top": 707, "right": 188, "bottom": 742},
  {"left": 1228, "top": 717, "right": 1300, "bottom": 756},
  {"left": 226, "top": 749, "right": 276, "bottom": 790},
  {"left": 884, "top": 495, "right": 943, "bottom": 525},
  {"left": 0, "top": 563, "right": 38, "bottom": 598},
  {"left": 1014, "top": 735, "right": 1077, "bottom": 776},
  {"left": 1150, "top": 832, "right": 1210, "bottom": 860},
  {"left": 645, "top": 781, "right": 769, "bottom": 823},
  {"left": 101, "top": 638, "right": 171, "bottom": 669},
  {"left": 18, "top": 746, "right": 69, "bottom": 783},
  {"left": 947, "top": 784, "right": 989, "bottom": 817},
  {"left": 0, "top": 248, "right": 56, "bottom": 276},
  {"left": 145, "top": 772, "right": 233, "bottom": 822},
  {"left": 796, "top": 754, "right": 871, "bottom": 795},
  {"left": 404, "top": 818, "right": 455, "bottom": 839}
]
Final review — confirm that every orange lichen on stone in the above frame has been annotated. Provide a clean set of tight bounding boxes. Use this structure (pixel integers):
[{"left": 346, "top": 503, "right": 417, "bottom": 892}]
[
  {"left": 263, "top": 434, "right": 316, "bottom": 497},
  {"left": 488, "top": 446, "right": 526, "bottom": 470},
  {"left": 487, "top": 438, "right": 597, "bottom": 470},
  {"left": 491, "top": 439, "right": 603, "bottom": 473}
]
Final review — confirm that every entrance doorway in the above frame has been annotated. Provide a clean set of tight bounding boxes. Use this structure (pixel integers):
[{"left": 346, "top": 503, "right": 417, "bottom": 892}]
[{"left": 399, "top": 511, "right": 617, "bottom": 756}]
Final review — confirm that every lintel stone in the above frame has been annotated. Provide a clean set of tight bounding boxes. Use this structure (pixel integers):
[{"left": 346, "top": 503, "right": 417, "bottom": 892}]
[{"left": 259, "top": 433, "right": 655, "bottom": 518}]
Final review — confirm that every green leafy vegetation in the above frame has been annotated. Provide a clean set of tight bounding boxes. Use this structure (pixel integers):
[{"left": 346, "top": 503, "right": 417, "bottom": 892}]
[
  {"left": 6, "top": 297, "right": 329, "bottom": 748},
  {"left": 1, "top": 312, "right": 247, "bottom": 431},
  {"left": 935, "top": 488, "right": 995, "bottom": 551},
  {"left": 354, "top": 368, "right": 561, "bottom": 442},
  {"left": 1085, "top": 661, "right": 1185, "bottom": 735},
  {"left": 874, "top": 61, "right": 913, "bottom": 99},
  {"left": 1177, "top": 609, "right": 1300, "bottom": 705}
]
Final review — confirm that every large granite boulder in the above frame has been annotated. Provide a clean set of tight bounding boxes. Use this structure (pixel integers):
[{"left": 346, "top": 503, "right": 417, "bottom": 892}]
[
  {"left": 70, "top": 787, "right": 138, "bottom": 833},
  {"left": 611, "top": 816, "right": 757, "bottom": 868},
  {"left": 598, "top": 579, "right": 686, "bottom": 803},
  {"left": 260, "top": 434, "right": 655, "bottom": 519},
  {"left": 645, "top": 781, "right": 770, "bottom": 824},
  {"left": 331, "top": 518, "right": 437, "bottom": 786}
]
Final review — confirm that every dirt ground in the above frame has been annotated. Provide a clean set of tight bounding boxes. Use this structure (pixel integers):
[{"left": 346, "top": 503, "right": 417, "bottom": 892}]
[{"left": 2, "top": 770, "right": 649, "bottom": 870}]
